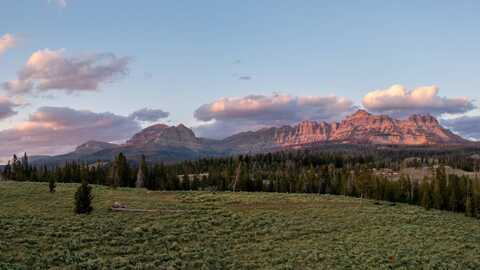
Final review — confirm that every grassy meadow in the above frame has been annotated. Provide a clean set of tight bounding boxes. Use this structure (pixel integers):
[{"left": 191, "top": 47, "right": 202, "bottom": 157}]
[{"left": 1, "top": 181, "right": 480, "bottom": 269}]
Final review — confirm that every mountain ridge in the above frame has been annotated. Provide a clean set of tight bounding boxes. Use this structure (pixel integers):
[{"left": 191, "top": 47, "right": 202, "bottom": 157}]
[{"left": 30, "top": 110, "right": 473, "bottom": 165}]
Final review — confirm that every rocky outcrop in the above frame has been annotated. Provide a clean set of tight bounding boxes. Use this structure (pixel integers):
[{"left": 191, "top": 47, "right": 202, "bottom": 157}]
[
  {"left": 222, "top": 110, "right": 469, "bottom": 149},
  {"left": 125, "top": 110, "right": 470, "bottom": 151},
  {"left": 126, "top": 124, "right": 202, "bottom": 149},
  {"left": 74, "top": 141, "right": 118, "bottom": 155},
  {"left": 31, "top": 110, "right": 471, "bottom": 165},
  {"left": 328, "top": 110, "right": 467, "bottom": 145}
]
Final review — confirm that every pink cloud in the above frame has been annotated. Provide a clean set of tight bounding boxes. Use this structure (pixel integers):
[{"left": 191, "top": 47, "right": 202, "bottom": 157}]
[
  {"left": 0, "top": 33, "right": 16, "bottom": 55},
  {"left": 3, "top": 49, "right": 130, "bottom": 95},
  {"left": 0, "top": 107, "right": 140, "bottom": 160},
  {"left": 362, "top": 84, "right": 475, "bottom": 116},
  {"left": 194, "top": 94, "right": 355, "bottom": 138},
  {"left": 0, "top": 96, "right": 19, "bottom": 120}
]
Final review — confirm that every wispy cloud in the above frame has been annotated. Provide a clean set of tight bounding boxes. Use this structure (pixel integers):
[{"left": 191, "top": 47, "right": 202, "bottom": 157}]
[
  {"left": 0, "top": 33, "right": 17, "bottom": 56},
  {"left": 0, "top": 96, "right": 19, "bottom": 120},
  {"left": 48, "top": 0, "right": 67, "bottom": 8},
  {"left": 237, "top": 75, "right": 252, "bottom": 80},
  {"left": 129, "top": 108, "right": 170, "bottom": 122}
]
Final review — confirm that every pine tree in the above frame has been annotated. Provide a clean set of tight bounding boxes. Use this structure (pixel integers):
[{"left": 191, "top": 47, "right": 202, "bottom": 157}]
[
  {"left": 110, "top": 163, "right": 119, "bottom": 188},
  {"left": 48, "top": 175, "right": 56, "bottom": 193},
  {"left": 432, "top": 166, "right": 448, "bottom": 210},
  {"left": 420, "top": 178, "right": 432, "bottom": 210},
  {"left": 113, "top": 153, "right": 130, "bottom": 187},
  {"left": 22, "top": 152, "right": 30, "bottom": 179},
  {"left": 464, "top": 178, "right": 476, "bottom": 217},
  {"left": 448, "top": 175, "right": 459, "bottom": 212},
  {"left": 11, "top": 154, "right": 20, "bottom": 181},
  {"left": 74, "top": 180, "right": 93, "bottom": 214},
  {"left": 2, "top": 161, "right": 12, "bottom": 180},
  {"left": 136, "top": 155, "right": 147, "bottom": 188}
]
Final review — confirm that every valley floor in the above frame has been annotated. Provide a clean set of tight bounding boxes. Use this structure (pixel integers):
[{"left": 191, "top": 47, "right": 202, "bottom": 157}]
[{"left": 1, "top": 181, "right": 480, "bottom": 269}]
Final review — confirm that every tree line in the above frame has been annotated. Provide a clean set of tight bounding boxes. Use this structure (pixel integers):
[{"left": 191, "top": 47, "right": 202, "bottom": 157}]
[{"left": 2, "top": 150, "right": 480, "bottom": 217}]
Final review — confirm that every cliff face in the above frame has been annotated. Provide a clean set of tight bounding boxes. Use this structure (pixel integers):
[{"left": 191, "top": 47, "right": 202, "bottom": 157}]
[
  {"left": 86, "top": 110, "right": 470, "bottom": 153},
  {"left": 224, "top": 110, "right": 469, "bottom": 149},
  {"left": 328, "top": 110, "right": 467, "bottom": 145},
  {"left": 34, "top": 110, "right": 470, "bottom": 165}
]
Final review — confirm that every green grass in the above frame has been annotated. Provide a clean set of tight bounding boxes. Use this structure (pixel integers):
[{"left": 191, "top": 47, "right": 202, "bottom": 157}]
[{"left": 1, "top": 181, "right": 480, "bottom": 269}]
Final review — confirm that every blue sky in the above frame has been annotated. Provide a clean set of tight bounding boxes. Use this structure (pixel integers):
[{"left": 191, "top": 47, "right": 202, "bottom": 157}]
[{"left": 1, "top": 0, "right": 480, "bottom": 159}]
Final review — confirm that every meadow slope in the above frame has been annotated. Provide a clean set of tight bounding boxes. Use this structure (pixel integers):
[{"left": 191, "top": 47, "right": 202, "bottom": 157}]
[{"left": 1, "top": 181, "right": 480, "bottom": 269}]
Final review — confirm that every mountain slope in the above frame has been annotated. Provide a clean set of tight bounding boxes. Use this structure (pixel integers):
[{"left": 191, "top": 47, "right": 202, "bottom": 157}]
[
  {"left": 221, "top": 110, "right": 469, "bottom": 149},
  {"left": 126, "top": 124, "right": 203, "bottom": 149},
  {"left": 74, "top": 141, "right": 119, "bottom": 155},
  {"left": 30, "top": 110, "right": 472, "bottom": 165}
]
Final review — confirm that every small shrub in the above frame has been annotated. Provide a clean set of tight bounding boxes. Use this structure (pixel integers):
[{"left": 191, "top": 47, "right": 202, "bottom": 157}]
[
  {"left": 74, "top": 181, "right": 93, "bottom": 214},
  {"left": 48, "top": 176, "right": 56, "bottom": 193}
]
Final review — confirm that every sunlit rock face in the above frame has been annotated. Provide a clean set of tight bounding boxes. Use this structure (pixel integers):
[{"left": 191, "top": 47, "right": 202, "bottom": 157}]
[
  {"left": 232, "top": 110, "right": 468, "bottom": 148},
  {"left": 125, "top": 110, "right": 468, "bottom": 153},
  {"left": 126, "top": 123, "right": 202, "bottom": 149},
  {"left": 273, "top": 121, "right": 333, "bottom": 145},
  {"left": 216, "top": 109, "right": 469, "bottom": 153},
  {"left": 32, "top": 110, "right": 472, "bottom": 166}
]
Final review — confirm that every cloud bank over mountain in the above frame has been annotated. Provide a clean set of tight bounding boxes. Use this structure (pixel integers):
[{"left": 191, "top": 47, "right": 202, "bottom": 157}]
[
  {"left": 362, "top": 84, "right": 475, "bottom": 117},
  {"left": 193, "top": 86, "right": 478, "bottom": 139},
  {"left": 0, "top": 106, "right": 168, "bottom": 161},
  {"left": 194, "top": 94, "right": 355, "bottom": 138},
  {"left": 1, "top": 82, "right": 478, "bottom": 161}
]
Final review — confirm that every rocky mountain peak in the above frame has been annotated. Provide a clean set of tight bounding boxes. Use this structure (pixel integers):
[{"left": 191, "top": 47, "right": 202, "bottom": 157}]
[
  {"left": 75, "top": 141, "right": 118, "bottom": 154},
  {"left": 126, "top": 123, "right": 201, "bottom": 148},
  {"left": 36, "top": 111, "right": 472, "bottom": 166},
  {"left": 348, "top": 109, "right": 372, "bottom": 119}
]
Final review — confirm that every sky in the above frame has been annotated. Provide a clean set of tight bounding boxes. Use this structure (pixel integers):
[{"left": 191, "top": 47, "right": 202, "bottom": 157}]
[{"left": 1, "top": 0, "right": 480, "bottom": 162}]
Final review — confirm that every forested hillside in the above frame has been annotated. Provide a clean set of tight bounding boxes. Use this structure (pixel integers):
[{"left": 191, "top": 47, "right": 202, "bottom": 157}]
[{"left": 3, "top": 147, "right": 480, "bottom": 217}]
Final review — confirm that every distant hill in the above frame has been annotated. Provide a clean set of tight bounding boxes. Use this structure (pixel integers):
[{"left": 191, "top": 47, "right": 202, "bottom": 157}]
[{"left": 30, "top": 110, "right": 473, "bottom": 165}]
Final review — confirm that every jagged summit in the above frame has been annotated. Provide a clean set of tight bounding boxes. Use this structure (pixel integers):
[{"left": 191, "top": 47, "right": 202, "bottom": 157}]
[
  {"left": 225, "top": 110, "right": 469, "bottom": 148},
  {"left": 33, "top": 111, "right": 472, "bottom": 165},
  {"left": 105, "top": 110, "right": 472, "bottom": 151},
  {"left": 126, "top": 123, "right": 201, "bottom": 148},
  {"left": 347, "top": 109, "right": 372, "bottom": 118}
]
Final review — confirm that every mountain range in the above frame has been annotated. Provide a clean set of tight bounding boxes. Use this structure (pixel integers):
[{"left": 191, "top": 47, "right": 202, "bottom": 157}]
[{"left": 31, "top": 110, "right": 472, "bottom": 165}]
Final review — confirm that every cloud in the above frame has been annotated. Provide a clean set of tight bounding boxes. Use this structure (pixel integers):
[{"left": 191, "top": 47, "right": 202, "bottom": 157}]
[
  {"left": 2, "top": 79, "right": 34, "bottom": 94},
  {"left": 238, "top": 76, "right": 252, "bottom": 80},
  {"left": 3, "top": 49, "right": 130, "bottom": 95},
  {"left": 362, "top": 84, "right": 475, "bottom": 117},
  {"left": 49, "top": 0, "right": 67, "bottom": 8},
  {"left": 0, "top": 96, "right": 19, "bottom": 120},
  {"left": 144, "top": 72, "right": 153, "bottom": 80},
  {"left": 0, "top": 33, "right": 16, "bottom": 55},
  {"left": 0, "top": 106, "right": 142, "bottom": 160},
  {"left": 194, "top": 94, "right": 355, "bottom": 138},
  {"left": 442, "top": 116, "right": 480, "bottom": 141},
  {"left": 129, "top": 108, "right": 170, "bottom": 122},
  {"left": 193, "top": 120, "right": 273, "bottom": 139}
]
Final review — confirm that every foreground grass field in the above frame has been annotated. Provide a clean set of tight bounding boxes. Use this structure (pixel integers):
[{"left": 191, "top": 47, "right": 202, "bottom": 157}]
[{"left": 1, "top": 181, "right": 480, "bottom": 269}]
